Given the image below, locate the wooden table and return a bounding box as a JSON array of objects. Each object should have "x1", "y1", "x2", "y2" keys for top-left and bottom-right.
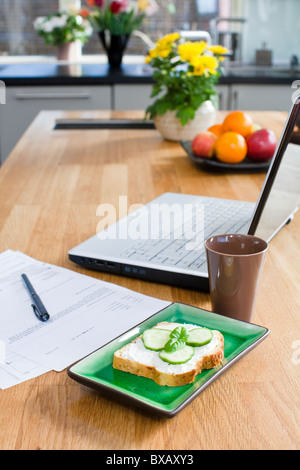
[{"x1": 0, "y1": 110, "x2": 299, "y2": 451}]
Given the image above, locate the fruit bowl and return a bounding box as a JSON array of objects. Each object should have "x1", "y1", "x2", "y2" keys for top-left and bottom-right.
[{"x1": 180, "y1": 140, "x2": 272, "y2": 173}]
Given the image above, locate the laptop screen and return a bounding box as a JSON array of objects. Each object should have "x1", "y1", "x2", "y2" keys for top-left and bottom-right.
[{"x1": 249, "y1": 98, "x2": 300, "y2": 242}]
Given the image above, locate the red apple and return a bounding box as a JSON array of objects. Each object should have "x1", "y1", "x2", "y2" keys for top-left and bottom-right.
[
  {"x1": 191, "y1": 132, "x2": 217, "y2": 158},
  {"x1": 246, "y1": 129, "x2": 277, "y2": 161}
]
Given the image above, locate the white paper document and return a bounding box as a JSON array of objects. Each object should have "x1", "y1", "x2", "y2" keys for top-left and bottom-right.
[
  {"x1": 0, "y1": 349, "x2": 50, "y2": 389},
  {"x1": 0, "y1": 250, "x2": 171, "y2": 388}
]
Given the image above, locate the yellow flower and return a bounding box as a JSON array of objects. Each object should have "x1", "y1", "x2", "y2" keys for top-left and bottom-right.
[
  {"x1": 148, "y1": 44, "x2": 171, "y2": 59},
  {"x1": 190, "y1": 55, "x2": 219, "y2": 76},
  {"x1": 147, "y1": 33, "x2": 180, "y2": 60},
  {"x1": 156, "y1": 32, "x2": 180, "y2": 48},
  {"x1": 190, "y1": 57, "x2": 206, "y2": 76},
  {"x1": 208, "y1": 45, "x2": 229, "y2": 55},
  {"x1": 178, "y1": 41, "x2": 207, "y2": 62},
  {"x1": 138, "y1": 0, "x2": 149, "y2": 11},
  {"x1": 138, "y1": 0, "x2": 159, "y2": 14},
  {"x1": 204, "y1": 56, "x2": 219, "y2": 73}
]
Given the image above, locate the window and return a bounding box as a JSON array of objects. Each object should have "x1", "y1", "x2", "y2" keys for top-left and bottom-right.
[
  {"x1": 196, "y1": 0, "x2": 218, "y2": 15},
  {"x1": 1, "y1": 1, "x2": 299, "y2": 71},
  {"x1": 0, "y1": 0, "x2": 221, "y2": 57},
  {"x1": 1, "y1": 0, "x2": 60, "y2": 56}
]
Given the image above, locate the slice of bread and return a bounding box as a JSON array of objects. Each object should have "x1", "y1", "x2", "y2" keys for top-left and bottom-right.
[{"x1": 113, "y1": 321, "x2": 224, "y2": 387}]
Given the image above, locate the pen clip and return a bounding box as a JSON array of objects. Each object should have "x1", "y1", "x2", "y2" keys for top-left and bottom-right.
[{"x1": 31, "y1": 304, "x2": 50, "y2": 322}]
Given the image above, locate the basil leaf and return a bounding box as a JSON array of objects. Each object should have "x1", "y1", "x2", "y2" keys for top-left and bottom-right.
[
  {"x1": 164, "y1": 338, "x2": 185, "y2": 353},
  {"x1": 173, "y1": 326, "x2": 189, "y2": 342},
  {"x1": 163, "y1": 327, "x2": 189, "y2": 353}
]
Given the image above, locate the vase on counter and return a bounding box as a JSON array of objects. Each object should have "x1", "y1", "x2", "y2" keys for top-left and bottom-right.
[
  {"x1": 98, "y1": 31, "x2": 130, "y2": 68},
  {"x1": 56, "y1": 41, "x2": 79, "y2": 61},
  {"x1": 153, "y1": 101, "x2": 217, "y2": 142}
]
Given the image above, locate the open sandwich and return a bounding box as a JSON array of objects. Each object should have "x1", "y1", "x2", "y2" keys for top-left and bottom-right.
[{"x1": 113, "y1": 321, "x2": 224, "y2": 387}]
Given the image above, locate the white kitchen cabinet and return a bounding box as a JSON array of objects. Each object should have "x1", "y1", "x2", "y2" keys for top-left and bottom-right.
[
  {"x1": 229, "y1": 84, "x2": 293, "y2": 111},
  {"x1": 113, "y1": 84, "x2": 230, "y2": 111},
  {"x1": 216, "y1": 85, "x2": 230, "y2": 110},
  {"x1": 113, "y1": 83, "x2": 291, "y2": 113},
  {"x1": 113, "y1": 84, "x2": 153, "y2": 110},
  {"x1": 0, "y1": 85, "x2": 111, "y2": 164}
]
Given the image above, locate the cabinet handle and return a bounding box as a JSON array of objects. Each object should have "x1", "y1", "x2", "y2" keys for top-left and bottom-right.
[
  {"x1": 232, "y1": 90, "x2": 241, "y2": 110},
  {"x1": 15, "y1": 92, "x2": 91, "y2": 100},
  {"x1": 218, "y1": 92, "x2": 224, "y2": 110}
]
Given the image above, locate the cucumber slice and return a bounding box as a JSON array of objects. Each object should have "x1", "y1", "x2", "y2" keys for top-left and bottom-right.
[
  {"x1": 159, "y1": 345, "x2": 194, "y2": 365},
  {"x1": 186, "y1": 328, "x2": 213, "y2": 347},
  {"x1": 142, "y1": 328, "x2": 172, "y2": 351}
]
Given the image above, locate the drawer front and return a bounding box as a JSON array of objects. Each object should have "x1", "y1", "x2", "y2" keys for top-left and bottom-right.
[
  {"x1": 114, "y1": 84, "x2": 230, "y2": 111},
  {"x1": 230, "y1": 84, "x2": 292, "y2": 111},
  {"x1": 113, "y1": 84, "x2": 153, "y2": 110},
  {"x1": 7, "y1": 85, "x2": 110, "y2": 111},
  {"x1": 0, "y1": 85, "x2": 111, "y2": 163}
]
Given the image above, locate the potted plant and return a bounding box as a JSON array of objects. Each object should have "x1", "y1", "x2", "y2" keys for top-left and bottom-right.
[
  {"x1": 85, "y1": 0, "x2": 161, "y2": 67},
  {"x1": 33, "y1": 11, "x2": 93, "y2": 60},
  {"x1": 145, "y1": 33, "x2": 228, "y2": 141}
]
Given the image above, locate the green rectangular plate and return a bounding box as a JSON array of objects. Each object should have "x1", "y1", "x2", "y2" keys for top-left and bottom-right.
[{"x1": 67, "y1": 303, "x2": 269, "y2": 417}]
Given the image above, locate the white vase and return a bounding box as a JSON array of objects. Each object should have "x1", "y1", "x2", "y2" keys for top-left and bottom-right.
[
  {"x1": 56, "y1": 41, "x2": 81, "y2": 61},
  {"x1": 154, "y1": 101, "x2": 217, "y2": 142}
]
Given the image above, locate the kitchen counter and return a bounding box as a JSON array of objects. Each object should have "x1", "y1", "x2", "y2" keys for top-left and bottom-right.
[
  {"x1": 0, "y1": 60, "x2": 297, "y2": 164},
  {"x1": 222, "y1": 64, "x2": 300, "y2": 84},
  {"x1": 0, "y1": 110, "x2": 299, "y2": 450},
  {"x1": 0, "y1": 61, "x2": 299, "y2": 86},
  {"x1": 0, "y1": 62, "x2": 153, "y2": 86}
]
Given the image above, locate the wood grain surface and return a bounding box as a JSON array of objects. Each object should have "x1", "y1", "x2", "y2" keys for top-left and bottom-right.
[{"x1": 0, "y1": 110, "x2": 299, "y2": 450}]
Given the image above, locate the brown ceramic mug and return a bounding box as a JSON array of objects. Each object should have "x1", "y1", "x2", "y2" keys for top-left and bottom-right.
[{"x1": 205, "y1": 234, "x2": 268, "y2": 323}]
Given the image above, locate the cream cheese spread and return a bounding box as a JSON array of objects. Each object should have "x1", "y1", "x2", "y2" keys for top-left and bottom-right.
[{"x1": 122, "y1": 322, "x2": 219, "y2": 374}]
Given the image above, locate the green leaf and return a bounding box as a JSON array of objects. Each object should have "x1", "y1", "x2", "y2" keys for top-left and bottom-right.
[
  {"x1": 164, "y1": 327, "x2": 189, "y2": 353},
  {"x1": 150, "y1": 84, "x2": 162, "y2": 98},
  {"x1": 176, "y1": 107, "x2": 195, "y2": 126},
  {"x1": 155, "y1": 100, "x2": 173, "y2": 115}
]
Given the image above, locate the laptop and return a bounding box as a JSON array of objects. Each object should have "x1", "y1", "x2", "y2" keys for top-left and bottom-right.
[{"x1": 69, "y1": 96, "x2": 300, "y2": 291}]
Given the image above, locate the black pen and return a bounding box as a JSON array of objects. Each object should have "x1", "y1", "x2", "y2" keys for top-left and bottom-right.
[{"x1": 21, "y1": 273, "x2": 50, "y2": 322}]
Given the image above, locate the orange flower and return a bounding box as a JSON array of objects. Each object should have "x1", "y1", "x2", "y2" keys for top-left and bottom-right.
[
  {"x1": 87, "y1": 0, "x2": 104, "y2": 7},
  {"x1": 80, "y1": 9, "x2": 89, "y2": 17}
]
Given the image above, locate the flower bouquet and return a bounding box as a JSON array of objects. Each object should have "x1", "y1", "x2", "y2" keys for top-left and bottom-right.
[
  {"x1": 86, "y1": 0, "x2": 159, "y2": 35},
  {"x1": 145, "y1": 33, "x2": 228, "y2": 132},
  {"x1": 33, "y1": 11, "x2": 93, "y2": 47},
  {"x1": 84, "y1": 0, "x2": 160, "y2": 66}
]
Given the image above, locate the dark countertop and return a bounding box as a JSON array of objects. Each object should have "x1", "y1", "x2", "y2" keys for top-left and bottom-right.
[
  {"x1": 0, "y1": 62, "x2": 299, "y2": 86},
  {"x1": 0, "y1": 63, "x2": 154, "y2": 86}
]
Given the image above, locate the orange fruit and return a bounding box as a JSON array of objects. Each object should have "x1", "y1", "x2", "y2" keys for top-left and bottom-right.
[
  {"x1": 207, "y1": 124, "x2": 223, "y2": 137},
  {"x1": 215, "y1": 132, "x2": 247, "y2": 164},
  {"x1": 222, "y1": 111, "x2": 254, "y2": 137}
]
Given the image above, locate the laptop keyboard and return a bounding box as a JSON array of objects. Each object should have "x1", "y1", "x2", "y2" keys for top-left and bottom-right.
[{"x1": 120, "y1": 198, "x2": 255, "y2": 272}]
